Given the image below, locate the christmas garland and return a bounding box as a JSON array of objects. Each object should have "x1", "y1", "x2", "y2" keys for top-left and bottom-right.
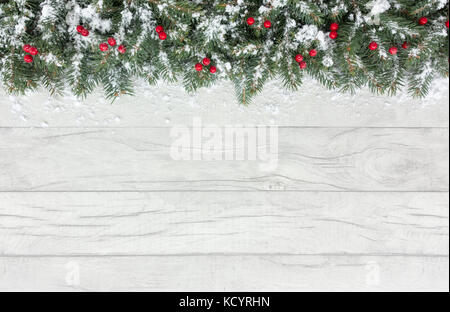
[{"x1": 0, "y1": 0, "x2": 449, "y2": 104}]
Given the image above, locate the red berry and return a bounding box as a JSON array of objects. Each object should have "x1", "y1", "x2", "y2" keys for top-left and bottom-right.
[
  {"x1": 24, "y1": 55, "x2": 33, "y2": 63},
  {"x1": 195, "y1": 63, "x2": 203, "y2": 72},
  {"x1": 99, "y1": 43, "x2": 109, "y2": 52},
  {"x1": 389, "y1": 46, "x2": 398, "y2": 55},
  {"x1": 76, "y1": 25, "x2": 84, "y2": 33},
  {"x1": 329, "y1": 31, "x2": 338, "y2": 39},
  {"x1": 247, "y1": 17, "x2": 255, "y2": 26},
  {"x1": 295, "y1": 54, "x2": 304, "y2": 63},
  {"x1": 156, "y1": 25, "x2": 164, "y2": 33},
  {"x1": 203, "y1": 57, "x2": 211, "y2": 66},
  {"x1": 159, "y1": 32, "x2": 167, "y2": 40},
  {"x1": 264, "y1": 20, "x2": 272, "y2": 29},
  {"x1": 330, "y1": 23, "x2": 339, "y2": 31},
  {"x1": 118, "y1": 45, "x2": 126, "y2": 54},
  {"x1": 210, "y1": 66, "x2": 217, "y2": 74},
  {"x1": 402, "y1": 41, "x2": 409, "y2": 49},
  {"x1": 81, "y1": 29, "x2": 89, "y2": 37},
  {"x1": 29, "y1": 46, "x2": 38, "y2": 56},
  {"x1": 446, "y1": 21, "x2": 449, "y2": 28},
  {"x1": 419, "y1": 17, "x2": 428, "y2": 25},
  {"x1": 108, "y1": 37, "x2": 116, "y2": 46},
  {"x1": 309, "y1": 49, "x2": 317, "y2": 57},
  {"x1": 299, "y1": 61, "x2": 307, "y2": 69},
  {"x1": 369, "y1": 41, "x2": 378, "y2": 51},
  {"x1": 23, "y1": 44, "x2": 31, "y2": 53}
]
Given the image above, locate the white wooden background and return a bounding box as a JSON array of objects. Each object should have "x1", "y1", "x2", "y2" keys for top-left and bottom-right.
[{"x1": 0, "y1": 79, "x2": 449, "y2": 292}]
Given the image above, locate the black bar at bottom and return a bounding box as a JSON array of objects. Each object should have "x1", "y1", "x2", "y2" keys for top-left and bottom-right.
[{"x1": 0, "y1": 292, "x2": 445, "y2": 310}]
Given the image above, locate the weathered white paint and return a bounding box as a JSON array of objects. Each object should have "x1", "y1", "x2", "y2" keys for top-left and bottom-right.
[
  {"x1": 0, "y1": 256, "x2": 447, "y2": 292},
  {"x1": 0, "y1": 128, "x2": 447, "y2": 192},
  {"x1": 0, "y1": 192, "x2": 447, "y2": 256},
  {"x1": 0, "y1": 81, "x2": 448, "y2": 291},
  {"x1": 1, "y1": 79, "x2": 449, "y2": 128}
]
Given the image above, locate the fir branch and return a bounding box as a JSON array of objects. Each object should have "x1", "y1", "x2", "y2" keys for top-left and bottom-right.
[{"x1": 0, "y1": 0, "x2": 448, "y2": 103}]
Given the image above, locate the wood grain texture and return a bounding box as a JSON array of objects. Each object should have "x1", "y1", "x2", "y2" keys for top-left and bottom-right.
[
  {"x1": 0, "y1": 192, "x2": 447, "y2": 256},
  {"x1": 0, "y1": 127, "x2": 447, "y2": 192},
  {"x1": 1, "y1": 80, "x2": 449, "y2": 128},
  {"x1": 0, "y1": 255, "x2": 447, "y2": 292},
  {"x1": 1, "y1": 81, "x2": 448, "y2": 291}
]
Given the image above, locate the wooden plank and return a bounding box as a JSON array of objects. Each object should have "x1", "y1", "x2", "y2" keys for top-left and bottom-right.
[
  {"x1": 1, "y1": 79, "x2": 448, "y2": 128},
  {"x1": 0, "y1": 255, "x2": 447, "y2": 291},
  {"x1": 0, "y1": 192, "x2": 447, "y2": 256},
  {"x1": 0, "y1": 127, "x2": 447, "y2": 192}
]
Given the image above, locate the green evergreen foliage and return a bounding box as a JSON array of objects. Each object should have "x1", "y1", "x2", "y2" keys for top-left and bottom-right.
[{"x1": 0, "y1": 0, "x2": 448, "y2": 104}]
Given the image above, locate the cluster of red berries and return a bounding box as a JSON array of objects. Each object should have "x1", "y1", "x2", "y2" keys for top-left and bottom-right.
[
  {"x1": 23, "y1": 44, "x2": 38, "y2": 63},
  {"x1": 155, "y1": 25, "x2": 167, "y2": 40},
  {"x1": 294, "y1": 49, "x2": 318, "y2": 70},
  {"x1": 366, "y1": 15, "x2": 450, "y2": 55},
  {"x1": 390, "y1": 41, "x2": 413, "y2": 55},
  {"x1": 368, "y1": 41, "x2": 411, "y2": 55},
  {"x1": 419, "y1": 17, "x2": 449, "y2": 28},
  {"x1": 329, "y1": 23, "x2": 339, "y2": 40},
  {"x1": 76, "y1": 25, "x2": 90, "y2": 37},
  {"x1": 195, "y1": 57, "x2": 217, "y2": 74},
  {"x1": 247, "y1": 17, "x2": 272, "y2": 29},
  {"x1": 99, "y1": 37, "x2": 126, "y2": 54}
]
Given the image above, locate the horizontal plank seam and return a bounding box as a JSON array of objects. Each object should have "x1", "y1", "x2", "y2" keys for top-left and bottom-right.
[
  {"x1": 0, "y1": 126, "x2": 449, "y2": 130},
  {"x1": 0, "y1": 190, "x2": 448, "y2": 193},
  {"x1": 0, "y1": 253, "x2": 448, "y2": 258}
]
